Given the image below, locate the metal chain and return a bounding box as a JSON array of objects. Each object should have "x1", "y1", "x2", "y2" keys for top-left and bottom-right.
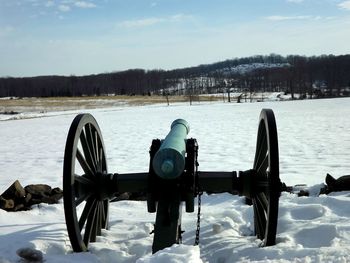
[
  {"x1": 194, "y1": 141, "x2": 202, "y2": 246},
  {"x1": 194, "y1": 190, "x2": 202, "y2": 245}
]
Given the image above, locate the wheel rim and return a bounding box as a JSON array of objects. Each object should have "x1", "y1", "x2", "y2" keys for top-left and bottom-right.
[
  {"x1": 252, "y1": 109, "x2": 280, "y2": 246},
  {"x1": 63, "y1": 113, "x2": 109, "y2": 252}
]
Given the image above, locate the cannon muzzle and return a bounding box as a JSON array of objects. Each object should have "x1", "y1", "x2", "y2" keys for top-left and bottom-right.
[{"x1": 152, "y1": 119, "x2": 190, "y2": 179}]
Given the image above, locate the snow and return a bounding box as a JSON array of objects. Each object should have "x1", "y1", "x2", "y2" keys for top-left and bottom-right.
[
  {"x1": 215, "y1": 62, "x2": 290, "y2": 75},
  {"x1": 0, "y1": 97, "x2": 350, "y2": 262}
]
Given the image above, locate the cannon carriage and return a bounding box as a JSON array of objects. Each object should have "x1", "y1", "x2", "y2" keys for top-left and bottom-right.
[{"x1": 63, "y1": 109, "x2": 281, "y2": 254}]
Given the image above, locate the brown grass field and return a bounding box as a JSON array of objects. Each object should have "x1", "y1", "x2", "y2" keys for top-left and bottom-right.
[{"x1": 0, "y1": 95, "x2": 222, "y2": 114}]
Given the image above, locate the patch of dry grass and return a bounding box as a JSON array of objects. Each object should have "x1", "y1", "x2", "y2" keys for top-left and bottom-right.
[{"x1": 0, "y1": 95, "x2": 222, "y2": 113}]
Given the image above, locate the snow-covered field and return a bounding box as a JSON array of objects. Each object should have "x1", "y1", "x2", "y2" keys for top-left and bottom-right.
[{"x1": 0, "y1": 98, "x2": 350, "y2": 262}]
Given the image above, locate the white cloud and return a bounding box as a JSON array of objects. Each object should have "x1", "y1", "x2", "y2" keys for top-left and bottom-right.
[
  {"x1": 118, "y1": 17, "x2": 164, "y2": 28},
  {"x1": 58, "y1": 4, "x2": 71, "y2": 12},
  {"x1": 151, "y1": 2, "x2": 157, "y2": 7},
  {"x1": 118, "y1": 14, "x2": 193, "y2": 28},
  {"x1": 60, "y1": 0, "x2": 75, "y2": 3},
  {"x1": 338, "y1": 1, "x2": 350, "y2": 10},
  {"x1": 74, "y1": 1, "x2": 96, "y2": 8},
  {"x1": 51, "y1": 1, "x2": 97, "y2": 11},
  {"x1": 265, "y1": 15, "x2": 313, "y2": 21},
  {"x1": 170, "y1": 13, "x2": 193, "y2": 21},
  {"x1": 45, "y1": 1, "x2": 54, "y2": 7}
]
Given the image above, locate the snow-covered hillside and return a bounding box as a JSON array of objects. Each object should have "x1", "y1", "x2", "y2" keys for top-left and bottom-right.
[
  {"x1": 0, "y1": 98, "x2": 350, "y2": 262},
  {"x1": 215, "y1": 62, "x2": 290, "y2": 76}
]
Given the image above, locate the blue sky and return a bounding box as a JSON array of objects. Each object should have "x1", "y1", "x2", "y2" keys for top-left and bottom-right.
[{"x1": 1, "y1": 0, "x2": 350, "y2": 77}]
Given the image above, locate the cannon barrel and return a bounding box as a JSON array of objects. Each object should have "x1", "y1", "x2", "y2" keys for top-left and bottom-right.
[{"x1": 152, "y1": 119, "x2": 190, "y2": 179}]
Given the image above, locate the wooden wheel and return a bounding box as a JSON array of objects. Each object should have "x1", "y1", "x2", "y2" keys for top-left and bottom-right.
[
  {"x1": 252, "y1": 109, "x2": 280, "y2": 246},
  {"x1": 63, "y1": 113, "x2": 109, "y2": 252}
]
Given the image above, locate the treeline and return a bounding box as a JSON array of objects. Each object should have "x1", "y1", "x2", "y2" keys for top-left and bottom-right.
[
  {"x1": 0, "y1": 69, "x2": 167, "y2": 97},
  {"x1": 1, "y1": 54, "x2": 350, "y2": 98}
]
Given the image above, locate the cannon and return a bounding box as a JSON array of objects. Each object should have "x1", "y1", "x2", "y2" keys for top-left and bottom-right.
[
  {"x1": 63, "y1": 109, "x2": 281, "y2": 254},
  {"x1": 152, "y1": 119, "x2": 189, "y2": 180}
]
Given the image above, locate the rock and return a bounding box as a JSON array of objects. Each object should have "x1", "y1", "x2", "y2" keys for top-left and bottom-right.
[
  {"x1": 16, "y1": 247, "x2": 43, "y2": 262},
  {"x1": 0, "y1": 180, "x2": 26, "y2": 211},
  {"x1": 48, "y1": 193, "x2": 63, "y2": 203},
  {"x1": 24, "y1": 193, "x2": 32, "y2": 204},
  {"x1": 28, "y1": 198, "x2": 44, "y2": 206},
  {"x1": 325, "y1": 173, "x2": 350, "y2": 193},
  {"x1": 51, "y1": 187, "x2": 63, "y2": 195},
  {"x1": 24, "y1": 184, "x2": 63, "y2": 206},
  {"x1": 14, "y1": 203, "x2": 25, "y2": 211},
  {"x1": 24, "y1": 184, "x2": 52, "y2": 197},
  {"x1": 42, "y1": 195, "x2": 60, "y2": 204},
  {"x1": 1, "y1": 180, "x2": 26, "y2": 200},
  {"x1": 0, "y1": 196, "x2": 14, "y2": 210},
  {"x1": 0, "y1": 180, "x2": 63, "y2": 211},
  {"x1": 297, "y1": 190, "x2": 309, "y2": 197},
  {"x1": 51, "y1": 187, "x2": 63, "y2": 196},
  {"x1": 50, "y1": 187, "x2": 63, "y2": 203}
]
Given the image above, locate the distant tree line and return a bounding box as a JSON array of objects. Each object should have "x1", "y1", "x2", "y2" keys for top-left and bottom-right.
[
  {"x1": 0, "y1": 69, "x2": 168, "y2": 97},
  {"x1": 1, "y1": 54, "x2": 350, "y2": 98}
]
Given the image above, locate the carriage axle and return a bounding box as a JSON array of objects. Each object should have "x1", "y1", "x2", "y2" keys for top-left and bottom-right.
[{"x1": 80, "y1": 169, "x2": 274, "y2": 203}]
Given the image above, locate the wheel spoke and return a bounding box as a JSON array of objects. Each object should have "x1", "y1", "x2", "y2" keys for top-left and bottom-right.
[
  {"x1": 85, "y1": 124, "x2": 98, "y2": 171},
  {"x1": 79, "y1": 197, "x2": 96, "y2": 230},
  {"x1": 90, "y1": 203, "x2": 99, "y2": 242},
  {"x1": 99, "y1": 147, "x2": 105, "y2": 172},
  {"x1": 253, "y1": 198, "x2": 266, "y2": 240},
  {"x1": 76, "y1": 149, "x2": 94, "y2": 177},
  {"x1": 94, "y1": 132, "x2": 101, "y2": 172},
  {"x1": 97, "y1": 144, "x2": 104, "y2": 173},
  {"x1": 83, "y1": 200, "x2": 97, "y2": 245},
  {"x1": 257, "y1": 153, "x2": 269, "y2": 172},
  {"x1": 96, "y1": 201, "x2": 103, "y2": 236},
  {"x1": 75, "y1": 191, "x2": 93, "y2": 207},
  {"x1": 97, "y1": 134, "x2": 106, "y2": 173},
  {"x1": 100, "y1": 201, "x2": 106, "y2": 228},
  {"x1": 252, "y1": 199, "x2": 262, "y2": 238},
  {"x1": 74, "y1": 174, "x2": 94, "y2": 206},
  {"x1": 102, "y1": 201, "x2": 109, "y2": 229},
  {"x1": 80, "y1": 129, "x2": 97, "y2": 173},
  {"x1": 256, "y1": 192, "x2": 268, "y2": 212},
  {"x1": 254, "y1": 127, "x2": 267, "y2": 170}
]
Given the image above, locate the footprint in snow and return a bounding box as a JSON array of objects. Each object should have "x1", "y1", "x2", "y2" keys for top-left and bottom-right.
[
  {"x1": 294, "y1": 224, "x2": 337, "y2": 248},
  {"x1": 290, "y1": 204, "x2": 327, "y2": 220}
]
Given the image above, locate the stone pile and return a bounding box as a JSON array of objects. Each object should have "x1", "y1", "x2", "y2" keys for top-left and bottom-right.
[{"x1": 0, "y1": 180, "x2": 63, "y2": 211}]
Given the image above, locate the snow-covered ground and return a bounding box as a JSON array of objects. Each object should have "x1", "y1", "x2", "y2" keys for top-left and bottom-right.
[{"x1": 0, "y1": 98, "x2": 350, "y2": 262}]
